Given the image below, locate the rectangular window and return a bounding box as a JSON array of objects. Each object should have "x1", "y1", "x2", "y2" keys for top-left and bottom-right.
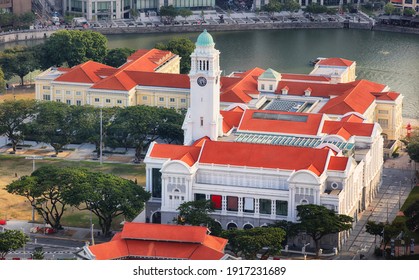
[
  {"x1": 117, "y1": 100, "x2": 122, "y2": 104},
  {"x1": 170, "y1": 98, "x2": 175, "y2": 103},
  {"x1": 269, "y1": 84, "x2": 273, "y2": 91},
  {"x1": 276, "y1": 201, "x2": 288, "y2": 216},
  {"x1": 227, "y1": 196, "x2": 238, "y2": 212},
  {"x1": 55, "y1": 90, "x2": 61, "y2": 95},
  {"x1": 106, "y1": 99, "x2": 111, "y2": 103},
  {"x1": 378, "y1": 110, "x2": 388, "y2": 114},
  {"x1": 159, "y1": 97, "x2": 164, "y2": 102},
  {"x1": 181, "y1": 98, "x2": 186, "y2": 103},
  {"x1": 259, "y1": 199, "x2": 271, "y2": 214},
  {"x1": 210, "y1": 195, "x2": 222, "y2": 210},
  {"x1": 261, "y1": 84, "x2": 265, "y2": 90},
  {"x1": 66, "y1": 91, "x2": 71, "y2": 95},
  {"x1": 378, "y1": 118, "x2": 389, "y2": 129},
  {"x1": 56, "y1": 98, "x2": 61, "y2": 102},
  {"x1": 194, "y1": 193, "x2": 206, "y2": 201},
  {"x1": 76, "y1": 100, "x2": 82, "y2": 106},
  {"x1": 152, "y1": 168, "x2": 162, "y2": 198},
  {"x1": 42, "y1": 86, "x2": 50, "y2": 90},
  {"x1": 43, "y1": 94, "x2": 51, "y2": 101},
  {"x1": 66, "y1": 100, "x2": 71, "y2": 105},
  {"x1": 142, "y1": 96, "x2": 147, "y2": 100},
  {"x1": 76, "y1": 91, "x2": 81, "y2": 95},
  {"x1": 95, "y1": 98, "x2": 100, "y2": 102},
  {"x1": 243, "y1": 197, "x2": 254, "y2": 213},
  {"x1": 200, "y1": 117, "x2": 204, "y2": 126}
]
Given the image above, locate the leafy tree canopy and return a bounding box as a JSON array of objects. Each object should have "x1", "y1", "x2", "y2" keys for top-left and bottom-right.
[
  {"x1": 176, "y1": 200, "x2": 221, "y2": 236},
  {"x1": 296, "y1": 204, "x2": 353, "y2": 256},
  {"x1": 37, "y1": 30, "x2": 108, "y2": 68},
  {"x1": 384, "y1": 2, "x2": 396, "y2": 15},
  {"x1": 406, "y1": 132, "x2": 419, "y2": 163},
  {"x1": 155, "y1": 37, "x2": 194, "y2": 74},
  {"x1": 0, "y1": 99, "x2": 37, "y2": 152},
  {"x1": 0, "y1": 230, "x2": 29, "y2": 259},
  {"x1": 221, "y1": 227, "x2": 285, "y2": 259},
  {"x1": 66, "y1": 170, "x2": 150, "y2": 236},
  {"x1": 104, "y1": 47, "x2": 136, "y2": 67},
  {"x1": 160, "y1": 5, "x2": 179, "y2": 23},
  {"x1": 0, "y1": 46, "x2": 38, "y2": 85},
  {"x1": 0, "y1": 67, "x2": 5, "y2": 94},
  {"x1": 6, "y1": 165, "x2": 88, "y2": 230}
]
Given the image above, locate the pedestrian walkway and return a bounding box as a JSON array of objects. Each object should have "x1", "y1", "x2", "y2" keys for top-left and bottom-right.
[{"x1": 336, "y1": 152, "x2": 418, "y2": 260}]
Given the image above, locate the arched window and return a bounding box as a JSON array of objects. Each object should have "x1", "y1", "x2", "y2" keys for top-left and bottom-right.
[
  {"x1": 243, "y1": 223, "x2": 253, "y2": 230},
  {"x1": 227, "y1": 222, "x2": 238, "y2": 230}
]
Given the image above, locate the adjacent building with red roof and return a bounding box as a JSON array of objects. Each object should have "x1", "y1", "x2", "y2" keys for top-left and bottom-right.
[{"x1": 77, "y1": 222, "x2": 230, "y2": 260}]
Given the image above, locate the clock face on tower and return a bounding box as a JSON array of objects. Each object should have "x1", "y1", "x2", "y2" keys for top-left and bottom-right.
[{"x1": 197, "y1": 77, "x2": 207, "y2": 87}]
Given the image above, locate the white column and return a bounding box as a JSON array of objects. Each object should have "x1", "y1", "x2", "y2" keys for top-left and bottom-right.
[
  {"x1": 221, "y1": 195, "x2": 227, "y2": 215},
  {"x1": 271, "y1": 200, "x2": 276, "y2": 219},
  {"x1": 254, "y1": 198, "x2": 260, "y2": 218},
  {"x1": 238, "y1": 197, "x2": 243, "y2": 216}
]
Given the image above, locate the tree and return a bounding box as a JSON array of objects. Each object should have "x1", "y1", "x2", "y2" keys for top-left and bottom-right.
[
  {"x1": 178, "y1": 8, "x2": 193, "y2": 22},
  {"x1": 263, "y1": 0, "x2": 282, "y2": 15},
  {"x1": 221, "y1": 227, "x2": 285, "y2": 259},
  {"x1": 155, "y1": 37, "x2": 195, "y2": 74},
  {"x1": 0, "y1": 46, "x2": 38, "y2": 85},
  {"x1": 365, "y1": 220, "x2": 385, "y2": 244},
  {"x1": 296, "y1": 204, "x2": 353, "y2": 257},
  {"x1": 160, "y1": 5, "x2": 178, "y2": 24},
  {"x1": 404, "y1": 200, "x2": 419, "y2": 233},
  {"x1": 305, "y1": 3, "x2": 329, "y2": 14},
  {"x1": 384, "y1": 2, "x2": 396, "y2": 15},
  {"x1": 176, "y1": 200, "x2": 221, "y2": 236},
  {"x1": 0, "y1": 67, "x2": 5, "y2": 94},
  {"x1": 406, "y1": 133, "x2": 419, "y2": 163},
  {"x1": 108, "y1": 105, "x2": 161, "y2": 161},
  {"x1": 37, "y1": 30, "x2": 108, "y2": 68},
  {"x1": 31, "y1": 246, "x2": 45, "y2": 260},
  {"x1": 104, "y1": 47, "x2": 136, "y2": 67},
  {"x1": 157, "y1": 108, "x2": 184, "y2": 144},
  {"x1": 403, "y1": 8, "x2": 415, "y2": 16},
  {"x1": 27, "y1": 102, "x2": 85, "y2": 155},
  {"x1": 0, "y1": 230, "x2": 29, "y2": 259},
  {"x1": 0, "y1": 99, "x2": 37, "y2": 153},
  {"x1": 65, "y1": 170, "x2": 150, "y2": 236},
  {"x1": 80, "y1": 106, "x2": 117, "y2": 158},
  {"x1": 6, "y1": 166, "x2": 87, "y2": 230},
  {"x1": 269, "y1": 220, "x2": 299, "y2": 246},
  {"x1": 282, "y1": 0, "x2": 300, "y2": 12}
]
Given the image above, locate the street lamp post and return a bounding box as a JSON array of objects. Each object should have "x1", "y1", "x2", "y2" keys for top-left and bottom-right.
[
  {"x1": 25, "y1": 156, "x2": 44, "y2": 222},
  {"x1": 99, "y1": 107, "x2": 103, "y2": 165}
]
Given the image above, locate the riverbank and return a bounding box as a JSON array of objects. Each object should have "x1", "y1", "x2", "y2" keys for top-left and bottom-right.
[{"x1": 1, "y1": 20, "x2": 418, "y2": 46}]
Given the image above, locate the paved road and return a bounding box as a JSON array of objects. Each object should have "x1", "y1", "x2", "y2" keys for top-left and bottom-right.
[{"x1": 336, "y1": 153, "x2": 417, "y2": 260}]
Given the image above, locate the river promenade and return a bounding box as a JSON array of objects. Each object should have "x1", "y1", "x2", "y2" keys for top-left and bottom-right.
[{"x1": 1, "y1": 9, "x2": 418, "y2": 46}]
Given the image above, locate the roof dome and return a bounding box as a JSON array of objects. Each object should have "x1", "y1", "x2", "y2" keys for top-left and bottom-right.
[{"x1": 196, "y1": 30, "x2": 214, "y2": 47}]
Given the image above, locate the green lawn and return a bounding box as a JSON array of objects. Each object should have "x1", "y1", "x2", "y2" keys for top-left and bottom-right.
[
  {"x1": 0, "y1": 154, "x2": 146, "y2": 229},
  {"x1": 394, "y1": 186, "x2": 419, "y2": 241}
]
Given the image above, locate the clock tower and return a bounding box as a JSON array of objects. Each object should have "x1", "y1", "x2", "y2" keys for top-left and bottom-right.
[{"x1": 184, "y1": 30, "x2": 223, "y2": 145}]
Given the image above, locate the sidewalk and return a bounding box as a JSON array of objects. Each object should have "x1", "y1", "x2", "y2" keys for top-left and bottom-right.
[{"x1": 336, "y1": 152, "x2": 418, "y2": 260}]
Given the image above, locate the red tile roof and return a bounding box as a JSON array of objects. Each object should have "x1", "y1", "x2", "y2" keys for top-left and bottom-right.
[
  {"x1": 220, "y1": 68, "x2": 264, "y2": 103},
  {"x1": 123, "y1": 49, "x2": 176, "y2": 72},
  {"x1": 149, "y1": 143, "x2": 201, "y2": 166},
  {"x1": 220, "y1": 110, "x2": 244, "y2": 133},
  {"x1": 322, "y1": 120, "x2": 375, "y2": 140},
  {"x1": 192, "y1": 136, "x2": 211, "y2": 147},
  {"x1": 371, "y1": 91, "x2": 400, "y2": 101},
  {"x1": 238, "y1": 109, "x2": 324, "y2": 136},
  {"x1": 282, "y1": 73, "x2": 331, "y2": 82},
  {"x1": 390, "y1": 0, "x2": 402, "y2": 3},
  {"x1": 317, "y1": 58, "x2": 354, "y2": 67},
  {"x1": 340, "y1": 114, "x2": 364, "y2": 123},
  {"x1": 327, "y1": 156, "x2": 349, "y2": 171},
  {"x1": 198, "y1": 141, "x2": 331, "y2": 175},
  {"x1": 88, "y1": 223, "x2": 227, "y2": 260},
  {"x1": 54, "y1": 61, "x2": 115, "y2": 84},
  {"x1": 126, "y1": 71, "x2": 190, "y2": 88}
]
